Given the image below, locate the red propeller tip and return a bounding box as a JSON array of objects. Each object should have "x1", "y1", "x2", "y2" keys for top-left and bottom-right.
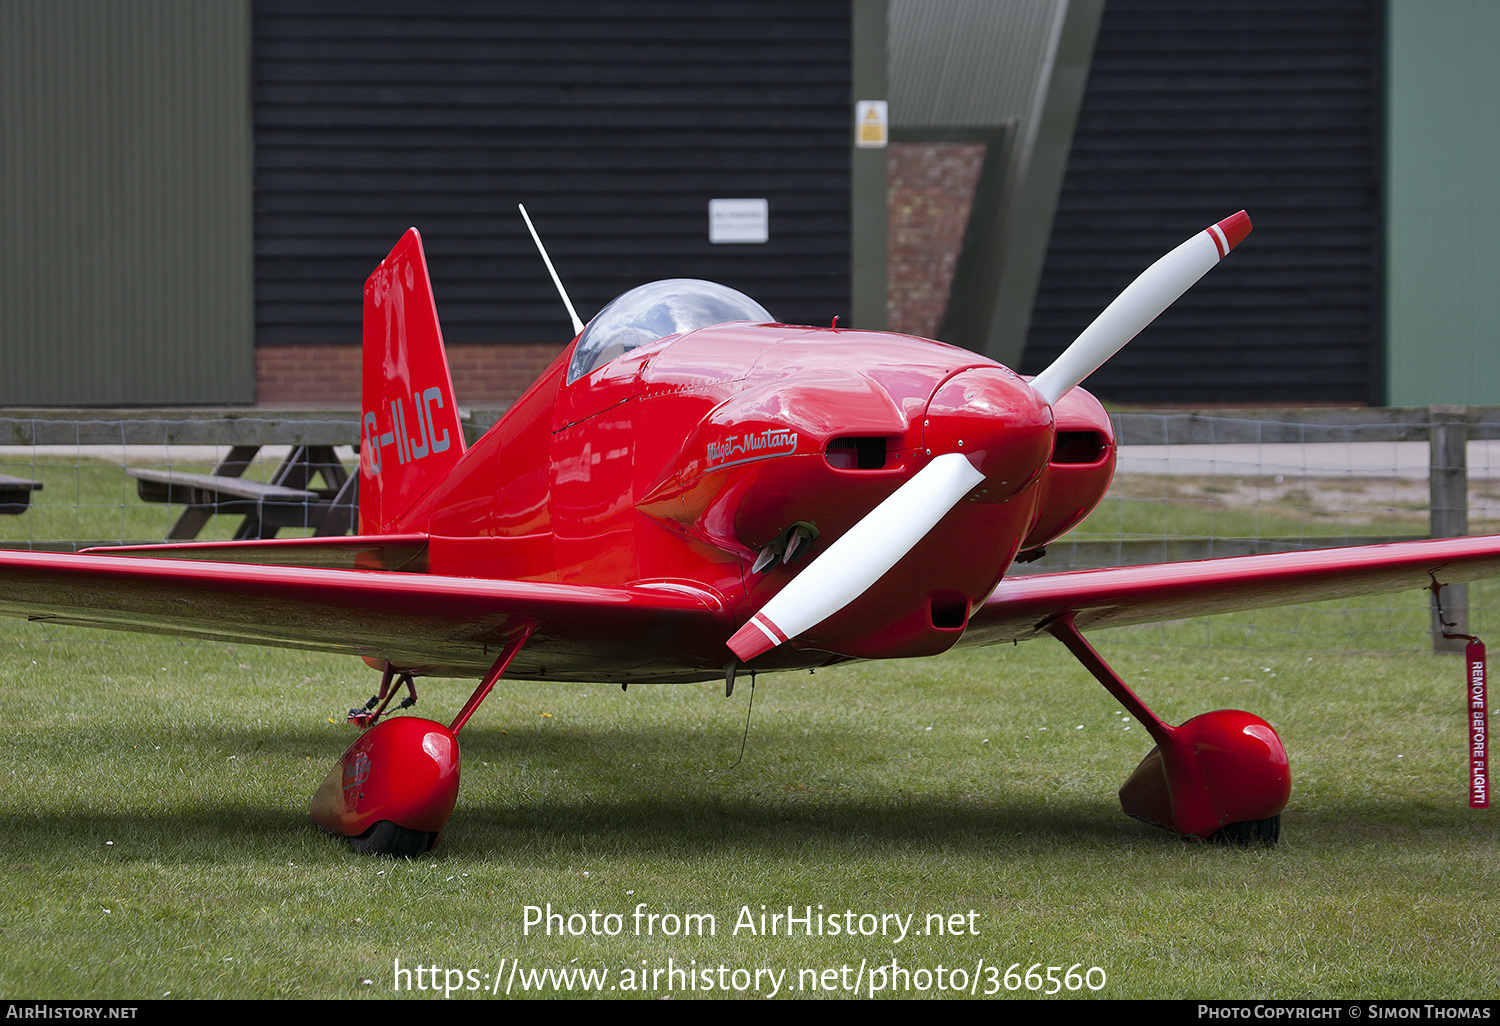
[
  {"x1": 728, "y1": 613, "x2": 784, "y2": 661},
  {"x1": 1209, "y1": 210, "x2": 1252, "y2": 258}
]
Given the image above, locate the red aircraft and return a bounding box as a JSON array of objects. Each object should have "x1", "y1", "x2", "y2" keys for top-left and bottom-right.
[{"x1": 3, "y1": 211, "x2": 1497, "y2": 855}]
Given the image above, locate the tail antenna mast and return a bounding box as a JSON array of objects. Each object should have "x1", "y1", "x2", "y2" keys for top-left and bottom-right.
[{"x1": 518, "y1": 203, "x2": 585, "y2": 337}]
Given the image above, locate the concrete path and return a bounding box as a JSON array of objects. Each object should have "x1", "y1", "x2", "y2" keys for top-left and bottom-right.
[{"x1": 1115, "y1": 440, "x2": 1500, "y2": 479}]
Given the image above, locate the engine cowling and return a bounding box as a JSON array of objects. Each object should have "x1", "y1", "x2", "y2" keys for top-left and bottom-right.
[{"x1": 1019, "y1": 385, "x2": 1115, "y2": 554}]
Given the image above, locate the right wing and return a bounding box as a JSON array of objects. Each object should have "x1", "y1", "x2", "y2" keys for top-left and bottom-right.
[
  {"x1": 84, "y1": 535, "x2": 432, "y2": 571},
  {"x1": 0, "y1": 549, "x2": 734, "y2": 683}
]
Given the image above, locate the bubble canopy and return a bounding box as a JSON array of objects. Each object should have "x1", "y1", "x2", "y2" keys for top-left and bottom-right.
[{"x1": 567, "y1": 279, "x2": 774, "y2": 383}]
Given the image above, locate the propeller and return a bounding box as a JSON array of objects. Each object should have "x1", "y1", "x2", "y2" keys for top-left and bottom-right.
[
  {"x1": 728, "y1": 453, "x2": 985, "y2": 660},
  {"x1": 727, "y1": 212, "x2": 1252, "y2": 662},
  {"x1": 1030, "y1": 210, "x2": 1251, "y2": 406}
]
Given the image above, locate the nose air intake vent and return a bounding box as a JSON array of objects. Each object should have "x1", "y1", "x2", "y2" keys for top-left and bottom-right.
[
  {"x1": 826, "y1": 436, "x2": 888, "y2": 470},
  {"x1": 1052, "y1": 431, "x2": 1107, "y2": 465}
]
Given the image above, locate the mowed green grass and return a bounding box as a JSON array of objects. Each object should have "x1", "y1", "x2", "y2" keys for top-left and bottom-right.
[
  {"x1": 1072, "y1": 474, "x2": 1499, "y2": 540},
  {"x1": 1, "y1": 455, "x2": 1494, "y2": 998},
  {"x1": 0, "y1": 455, "x2": 322, "y2": 545},
  {"x1": 2, "y1": 591, "x2": 1495, "y2": 1000}
]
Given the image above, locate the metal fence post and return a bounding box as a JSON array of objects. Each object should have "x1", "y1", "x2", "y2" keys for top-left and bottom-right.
[{"x1": 1429, "y1": 405, "x2": 1469, "y2": 652}]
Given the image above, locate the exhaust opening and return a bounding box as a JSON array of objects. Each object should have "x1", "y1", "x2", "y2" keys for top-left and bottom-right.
[{"x1": 930, "y1": 592, "x2": 970, "y2": 631}]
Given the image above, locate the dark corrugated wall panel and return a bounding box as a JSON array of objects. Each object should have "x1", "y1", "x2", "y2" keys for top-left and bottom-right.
[
  {"x1": 253, "y1": 1, "x2": 852, "y2": 347},
  {"x1": 1020, "y1": 0, "x2": 1380, "y2": 404},
  {"x1": 0, "y1": 1, "x2": 254, "y2": 406}
]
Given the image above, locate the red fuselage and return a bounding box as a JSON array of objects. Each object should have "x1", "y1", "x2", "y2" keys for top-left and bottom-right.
[{"x1": 399, "y1": 323, "x2": 1115, "y2": 667}]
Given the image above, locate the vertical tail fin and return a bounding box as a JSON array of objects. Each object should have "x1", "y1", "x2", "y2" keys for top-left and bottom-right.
[{"x1": 359, "y1": 229, "x2": 467, "y2": 534}]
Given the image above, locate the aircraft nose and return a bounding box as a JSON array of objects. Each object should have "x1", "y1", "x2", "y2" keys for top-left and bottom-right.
[{"x1": 921, "y1": 367, "x2": 1055, "y2": 503}]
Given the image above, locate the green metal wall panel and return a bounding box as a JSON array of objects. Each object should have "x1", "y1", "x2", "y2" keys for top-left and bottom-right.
[
  {"x1": 0, "y1": 0, "x2": 253, "y2": 405},
  {"x1": 1387, "y1": 0, "x2": 1500, "y2": 405},
  {"x1": 851, "y1": 0, "x2": 888, "y2": 330}
]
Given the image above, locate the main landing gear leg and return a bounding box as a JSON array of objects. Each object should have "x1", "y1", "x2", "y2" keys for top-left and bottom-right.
[
  {"x1": 1045, "y1": 614, "x2": 1290, "y2": 845},
  {"x1": 310, "y1": 626, "x2": 535, "y2": 856}
]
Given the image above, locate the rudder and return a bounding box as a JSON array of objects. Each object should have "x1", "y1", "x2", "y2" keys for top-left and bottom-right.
[{"x1": 360, "y1": 229, "x2": 467, "y2": 534}]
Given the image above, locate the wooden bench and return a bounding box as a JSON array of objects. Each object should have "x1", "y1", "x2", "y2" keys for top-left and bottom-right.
[
  {"x1": 127, "y1": 444, "x2": 357, "y2": 539},
  {"x1": 0, "y1": 473, "x2": 43, "y2": 514}
]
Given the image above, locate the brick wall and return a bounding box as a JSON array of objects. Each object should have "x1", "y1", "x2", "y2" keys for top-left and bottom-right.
[
  {"x1": 887, "y1": 141, "x2": 985, "y2": 340},
  {"x1": 256, "y1": 343, "x2": 566, "y2": 405}
]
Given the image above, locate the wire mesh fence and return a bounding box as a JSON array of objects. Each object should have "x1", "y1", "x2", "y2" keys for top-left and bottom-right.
[
  {"x1": 1028, "y1": 408, "x2": 1500, "y2": 651},
  {"x1": 3, "y1": 407, "x2": 1499, "y2": 652}
]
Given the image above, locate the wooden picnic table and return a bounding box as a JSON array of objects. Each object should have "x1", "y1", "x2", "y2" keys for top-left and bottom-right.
[{"x1": 127, "y1": 444, "x2": 357, "y2": 539}]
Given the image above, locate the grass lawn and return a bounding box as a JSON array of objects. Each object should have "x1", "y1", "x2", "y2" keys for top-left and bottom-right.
[
  {"x1": 0, "y1": 455, "x2": 323, "y2": 546},
  {"x1": 1, "y1": 451, "x2": 1494, "y2": 999},
  {"x1": 1, "y1": 592, "x2": 1494, "y2": 1000}
]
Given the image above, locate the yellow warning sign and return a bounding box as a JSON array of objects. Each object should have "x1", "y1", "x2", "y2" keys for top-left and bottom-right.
[{"x1": 855, "y1": 100, "x2": 888, "y2": 149}]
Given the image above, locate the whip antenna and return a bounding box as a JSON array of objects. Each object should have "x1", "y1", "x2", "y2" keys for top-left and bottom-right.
[
  {"x1": 728, "y1": 671, "x2": 757, "y2": 771},
  {"x1": 518, "y1": 203, "x2": 584, "y2": 337}
]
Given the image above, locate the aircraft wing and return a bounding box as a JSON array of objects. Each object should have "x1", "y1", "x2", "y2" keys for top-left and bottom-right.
[
  {"x1": 966, "y1": 536, "x2": 1500, "y2": 645},
  {"x1": 0, "y1": 550, "x2": 735, "y2": 683},
  {"x1": 82, "y1": 535, "x2": 432, "y2": 571}
]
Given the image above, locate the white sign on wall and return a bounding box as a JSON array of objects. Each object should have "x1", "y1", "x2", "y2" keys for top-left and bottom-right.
[{"x1": 709, "y1": 198, "x2": 769, "y2": 244}]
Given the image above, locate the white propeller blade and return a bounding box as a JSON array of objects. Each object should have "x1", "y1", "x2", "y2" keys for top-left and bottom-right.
[
  {"x1": 728, "y1": 212, "x2": 1251, "y2": 661},
  {"x1": 727, "y1": 453, "x2": 985, "y2": 661},
  {"x1": 1029, "y1": 211, "x2": 1251, "y2": 407}
]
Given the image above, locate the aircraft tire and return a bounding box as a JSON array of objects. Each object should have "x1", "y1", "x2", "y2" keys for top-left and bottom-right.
[
  {"x1": 1208, "y1": 814, "x2": 1281, "y2": 847},
  {"x1": 348, "y1": 819, "x2": 437, "y2": 857}
]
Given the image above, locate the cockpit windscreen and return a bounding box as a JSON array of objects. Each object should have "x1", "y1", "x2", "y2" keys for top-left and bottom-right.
[{"x1": 567, "y1": 279, "x2": 773, "y2": 383}]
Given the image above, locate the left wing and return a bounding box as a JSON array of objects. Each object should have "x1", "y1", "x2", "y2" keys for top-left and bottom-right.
[
  {"x1": 0, "y1": 550, "x2": 734, "y2": 683},
  {"x1": 965, "y1": 536, "x2": 1500, "y2": 645}
]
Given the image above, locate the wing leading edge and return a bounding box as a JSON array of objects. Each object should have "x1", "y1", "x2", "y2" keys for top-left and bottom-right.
[
  {"x1": 0, "y1": 550, "x2": 734, "y2": 683},
  {"x1": 10, "y1": 537, "x2": 1500, "y2": 684},
  {"x1": 966, "y1": 536, "x2": 1500, "y2": 646}
]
